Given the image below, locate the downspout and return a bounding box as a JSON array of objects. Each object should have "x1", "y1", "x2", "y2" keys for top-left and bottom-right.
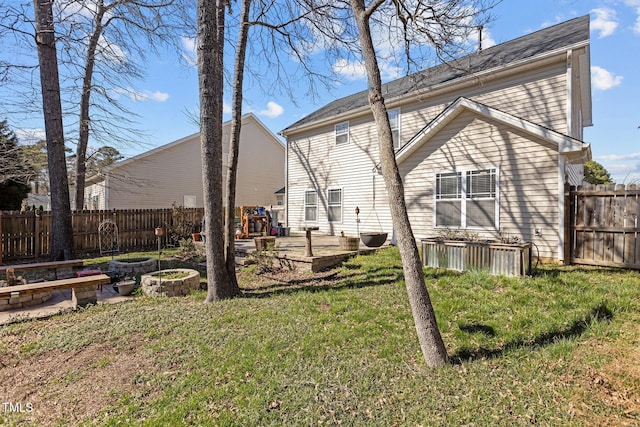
[{"x1": 557, "y1": 50, "x2": 574, "y2": 263}]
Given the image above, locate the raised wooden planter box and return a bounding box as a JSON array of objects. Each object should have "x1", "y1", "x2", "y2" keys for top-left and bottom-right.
[{"x1": 421, "y1": 238, "x2": 532, "y2": 277}]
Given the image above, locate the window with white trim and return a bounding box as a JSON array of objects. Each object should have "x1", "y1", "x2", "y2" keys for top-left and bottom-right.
[
  {"x1": 435, "y1": 168, "x2": 497, "y2": 229},
  {"x1": 304, "y1": 190, "x2": 318, "y2": 221},
  {"x1": 335, "y1": 122, "x2": 349, "y2": 145},
  {"x1": 327, "y1": 188, "x2": 342, "y2": 222},
  {"x1": 388, "y1": 108, "x2": 400, "y2": 149}
]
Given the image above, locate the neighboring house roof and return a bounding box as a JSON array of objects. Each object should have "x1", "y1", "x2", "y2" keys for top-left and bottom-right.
[
  {"x1": 274, "y1": 187, "x2": 286, "y2": 194},
  {"x1": 281, "y1": 15, "x2": 590, "y2": 135},
  {"x1": 85, "y1": 113, "x2": 284, "y2": 185},
  {"x1": 395, "y1": 97, "x2": 592, "y2": 165}
]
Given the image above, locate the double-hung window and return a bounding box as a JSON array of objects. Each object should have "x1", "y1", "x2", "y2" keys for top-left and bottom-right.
[
  {"x1": 335, "y1": 122, "x2": 349, "y2": 145},
  {"x1": 435, "y1": 172, "x2": 462, "y2": 227},
  {"x1": 388, "y1": 108, "x2": 400, "y2": 149},
  {"x1": 327, "y1": 188, "x2": 342, "y2": 222},
  {"x1": 435, "y1": 168, "x2": 497, "y2": 229},
  {"x1": 305, "y1": 190, "x2": 318, "y2": 222}
]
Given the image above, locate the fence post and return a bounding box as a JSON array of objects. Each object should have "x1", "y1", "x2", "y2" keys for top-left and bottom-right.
[
  {"x1": 0, "y1": 211, "x2": 3, "y2": 265},
  {"x1": 564, "y1": 182, "x2": 572, "y2": 265},
  {"x1": 34, "y1": 212, "x2": 41, "y2": 260}
]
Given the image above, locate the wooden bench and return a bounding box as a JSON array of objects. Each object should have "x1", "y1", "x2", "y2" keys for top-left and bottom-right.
[
  {"x1": 0, "y1": 259, "x2": 84, "y2": 280},
  {"x1": 0, "y1": 274, "x2": 111, "y2": 311}
]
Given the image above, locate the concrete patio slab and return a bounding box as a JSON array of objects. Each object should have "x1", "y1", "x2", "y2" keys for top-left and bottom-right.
[{"x1": 0, "y1": 283, "x2": 131, "y2": 326}]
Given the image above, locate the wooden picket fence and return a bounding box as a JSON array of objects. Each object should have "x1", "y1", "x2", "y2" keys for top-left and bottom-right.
[
  {"x1": 0, "y1": 208, "x2": 204, "y2": 263},
  {"x1": 567, "y1": 183, "x2": 640, "y2": 269}
]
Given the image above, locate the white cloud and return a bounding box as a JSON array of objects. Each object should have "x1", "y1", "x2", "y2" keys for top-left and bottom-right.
[
  {"x1": 95, "y1": 34, "x2": 128, "y2": 65},
  {"x1": 112, "y1": 88, "x2": 169, "y2": 102},
  {"x1": 634, "y1": 8, "x2": 640, "y2": 34},
  {"x1": 332, "y1": 58, "x2": 402, "y2": 82},
  {"x1": 181, "y1": 37, "x2": 197, "y2": 67},
  {"x1": 591, "y1": 66, "x2": 622, "y2": 90},
  {"x1": 332, "y1": 58, "x2": 367, "y2": 81},
  {"x1": 590, "y1": 8, "x2": 618, "y2": 38},
  {"x1": 257, "y1": 101, "x2": 284, "y2": 119},
  {"x1": 141, "y1": 91, "x2": 169, "y2": 102},
  {"x1": 15, "y1": 128, "x2": 46, "y2": 144},
  {"x1": 619, "y1": 1, "x2": 640, "y2": 35},
  {"x1": 223, "y1": 101, "x2": 232, "y2": 115},
  {"x1": 470, "y1": 26, "x2": 496, "y2": 50},
  {"x1": 596, "y1": 152, "x2": 640, "y2": 162},
  {"x1": 540, "y1": 15, "x2": 567, "y2": 29}
]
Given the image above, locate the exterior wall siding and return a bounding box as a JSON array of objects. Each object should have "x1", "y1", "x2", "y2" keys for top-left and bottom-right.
[
  {"x1": 400, "y1": 111, "x2": 560, "y2": 260},
  {"x1": 286, "y1": 59, "x2": 568, "y2": 251},
  {"x1": 287, "y1": 115, "x2": 393, "y2": 237},
  {"x1": 83, "y1": 181, "x2": 107, "y2": 210},
  {"x1": 398, "y1": 61, "x2": 568, "y2": 147},
  {"x1": 85, "y1": 116, "x2": 285, "y2": 210}
]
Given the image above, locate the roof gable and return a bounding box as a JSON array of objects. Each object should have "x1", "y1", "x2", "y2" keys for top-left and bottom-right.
[
  {"x1": 94, "y1": 113, "x2": 283, "y2": 177},
  {"x1": 282, "y1": 15, "x2": 590, "y2": 135},
  {"x1": 395, "y1": 97, "x2": 591, "y2": 165}
]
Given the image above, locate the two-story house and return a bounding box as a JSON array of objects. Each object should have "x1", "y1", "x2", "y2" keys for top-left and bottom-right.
[{"x1": 281, "y1": 15, "x2": 592, "y2": 262}]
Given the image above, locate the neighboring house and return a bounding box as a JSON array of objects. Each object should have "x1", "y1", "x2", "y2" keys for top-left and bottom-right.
[
  {"x1": 281, "y1": 16, "x2": 593, "y2": 262},
  {"x1": 84, "y1": 113, "x2": 285, "y2": 210}
]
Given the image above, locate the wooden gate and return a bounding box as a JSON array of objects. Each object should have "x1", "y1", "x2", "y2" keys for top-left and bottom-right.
[{"x1": 567, "y1": 183, "x2": 640, "y2": 269}]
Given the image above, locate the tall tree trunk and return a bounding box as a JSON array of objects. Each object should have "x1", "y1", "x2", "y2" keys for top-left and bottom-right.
[
  {"x1": 74, "y1": 0, "x2": 106, "y2": 211},
  {"x1": 349, "y1": 0, "x2": 448, "y2": 367},
  {"x1": 198, "y1": 0, "x2": 238, "y2": 301},
  {"x1": 33, "y1": 0, "x2": 74, "y2": 261},
  {"x1": 224, "y1": 0, "x2": 252, "y2": 288}
]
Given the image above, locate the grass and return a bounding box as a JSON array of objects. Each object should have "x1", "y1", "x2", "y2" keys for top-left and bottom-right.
[
  {"x1": 1, "y1": 247, "x2": 639, "y2": 426},
  {"x1": 151, "y1": 271, "x2": 190, "y2": 279}
]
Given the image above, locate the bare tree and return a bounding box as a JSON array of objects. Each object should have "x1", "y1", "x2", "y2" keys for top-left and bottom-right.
[
  {"x1": 344, "y1": 0, "x2": 446, "y2": 367},
  {"x1": 1, "y1": 1, "x2": 192, "y2": 210},
  {"x1": 214, "y1": 0, "x2": 331, "y2": 296},
  {"x1": 198, "y1": 0, "x2": 238, "y2": 301},
  {"x1": 296, "y1": 0, "x2": 497, "y2": 367},
  {"x1": 61, "y1": 0, "x2": 192, "y2": 210},
  {"x1": 223, "y1": 0, "x2": 252, "y2": 288},
  {"x1": 33, "y1": 0, "x2": 73, "y2": 260}
]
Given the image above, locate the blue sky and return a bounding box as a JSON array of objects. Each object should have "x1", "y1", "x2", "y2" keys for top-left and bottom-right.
[{"x1": 9, "y1": 0, "x2": 640, "y2": 183}]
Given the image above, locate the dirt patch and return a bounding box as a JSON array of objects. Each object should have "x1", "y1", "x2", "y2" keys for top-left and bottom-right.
[
  {"x1": 0, "y1": 335, "x2": 156, "y2": 426},
  {"x1": 238, "y1": 268, "x2": 345, "y2": 295},
  {"x1": 568, "y1": 321, "x2": 640, "y2": 426}
]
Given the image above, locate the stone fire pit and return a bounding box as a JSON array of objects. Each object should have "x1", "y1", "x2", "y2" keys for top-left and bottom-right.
[
  {"x1": 141, "y1": 269, "x2": 200, "y2": 297},
  {"x1": 108, "y1": 257, "x2": 156, "y2": 277}
]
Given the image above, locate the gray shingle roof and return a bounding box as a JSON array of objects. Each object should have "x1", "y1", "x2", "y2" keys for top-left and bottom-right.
[{"x1": 282, "y1": 15, "x2": 589, "y2": 134}]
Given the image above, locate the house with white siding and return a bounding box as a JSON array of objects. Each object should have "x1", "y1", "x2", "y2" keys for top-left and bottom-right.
[
  {"x1": 84, "y1": 113, "x2": 285, "y2": 210},
  {"x1": 280, "y1": 15, "x2": 593, "y2": 262}
]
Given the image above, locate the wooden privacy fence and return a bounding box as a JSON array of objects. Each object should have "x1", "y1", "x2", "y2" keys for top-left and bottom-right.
[
  {"x1": 567, "y1": 183, "x2": 640, "y2": 269},
  {"x1": 0, "y1": 208, "x2": 204, "y2": 263}
]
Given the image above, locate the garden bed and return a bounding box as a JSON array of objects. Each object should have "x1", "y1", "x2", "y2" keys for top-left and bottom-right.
[{"x1": 422, "y1": 238, "x2": 532, "y2": 276}]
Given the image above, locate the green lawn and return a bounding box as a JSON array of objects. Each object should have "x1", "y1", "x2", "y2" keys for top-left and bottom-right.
[{"x1": 1, "y1": 247, "x2": 638, "y2": 426}]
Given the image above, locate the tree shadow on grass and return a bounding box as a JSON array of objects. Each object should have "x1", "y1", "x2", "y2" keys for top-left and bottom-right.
[
  {"x1": 450, "y1": 303, "x2": 613, "y2": 364},
  {"x1": 238, "y1": 265, "x2": 404, "y2": 299}
]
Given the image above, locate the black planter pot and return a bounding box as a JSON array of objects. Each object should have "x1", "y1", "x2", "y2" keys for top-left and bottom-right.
[{"x1": 360, "y1": 232, "x2": 388, "y2": 248}]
